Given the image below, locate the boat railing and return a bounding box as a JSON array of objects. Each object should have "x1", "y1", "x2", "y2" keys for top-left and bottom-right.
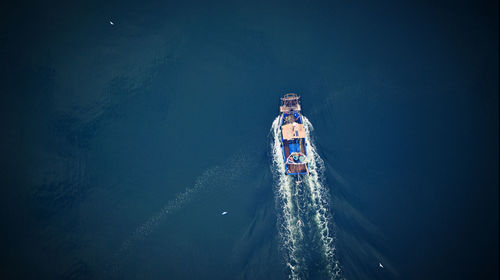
[{"x1": 280, "y1": 93, "x2": 301, "y2": 112}]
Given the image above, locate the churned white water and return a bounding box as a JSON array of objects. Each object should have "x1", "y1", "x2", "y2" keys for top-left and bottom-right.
[{"x1": 271, "y1": 116, "x2": 343, "y2": 280}]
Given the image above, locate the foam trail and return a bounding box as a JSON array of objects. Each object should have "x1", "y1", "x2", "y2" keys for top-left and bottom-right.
[
  {"x1": 105, "y1": 167, "x2": 220, "y2": 276},
  {"x1": 119, "y1": 167, "x2": 220, "y2": 253},
  {"x1": 271, "y1": 116, "x2": 304, "y2": 280},
  {"x1": 271, "y1": 115, "x2": 343, "y2": 280},
  {"x1": 107, "y1": 154, "x2": 248, "y2": 277},
  {"x1": 303, "y1": 116, "x2": 342, "y2": 278}
]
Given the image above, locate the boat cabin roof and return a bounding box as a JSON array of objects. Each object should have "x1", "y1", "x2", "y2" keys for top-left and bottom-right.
[{"x1": 282, "y1": 123, "x2": 306, "y2": 140}]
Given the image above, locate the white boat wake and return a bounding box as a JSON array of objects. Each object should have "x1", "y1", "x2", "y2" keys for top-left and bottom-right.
[{"x1": 271, "y1": 116, "x2": 343, "y2": 280}]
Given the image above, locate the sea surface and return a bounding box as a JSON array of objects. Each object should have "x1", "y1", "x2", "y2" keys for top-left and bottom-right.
[{"x1": 1, "y1": 0, "x2": 498, "y2": 279}]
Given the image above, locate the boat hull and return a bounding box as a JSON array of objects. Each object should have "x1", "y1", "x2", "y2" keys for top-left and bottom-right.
[{"x1": 279, "y1": 114, "x2": 309, "y2": 175}]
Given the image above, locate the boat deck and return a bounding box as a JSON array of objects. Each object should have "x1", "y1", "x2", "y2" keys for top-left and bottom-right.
[
  {"x1": 280, "y1": 104, "x2": 301, "y2": 112},
  {"x1": 280, "y1": 93, "x2": 307, "y2": 175},
  {"x1": 283, "y1": 140, "x2": 306, "y2": 157},
  {"x1": 287, "y1": 163, "x2": 307, "y2": 174}
]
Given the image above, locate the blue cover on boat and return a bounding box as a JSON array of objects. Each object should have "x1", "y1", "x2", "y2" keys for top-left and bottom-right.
[{"x1": 288, "y1": 143, "x2": 300, "y2": 153}]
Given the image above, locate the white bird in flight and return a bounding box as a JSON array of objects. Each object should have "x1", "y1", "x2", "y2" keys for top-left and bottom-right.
[
  {"x1": 221, "y1": 211, "x2": 228, "y2": 215},
  {"x1": 109, "y1": 20, "x2": 114, "y2": 25},
  {"x1": 379, "y1": 262, "x2": 384, "y2": 269}
]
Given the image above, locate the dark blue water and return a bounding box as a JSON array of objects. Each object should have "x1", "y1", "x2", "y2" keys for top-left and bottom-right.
[{"x1": 1, "y1": 0, "x2": 498, "y2": 279}]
